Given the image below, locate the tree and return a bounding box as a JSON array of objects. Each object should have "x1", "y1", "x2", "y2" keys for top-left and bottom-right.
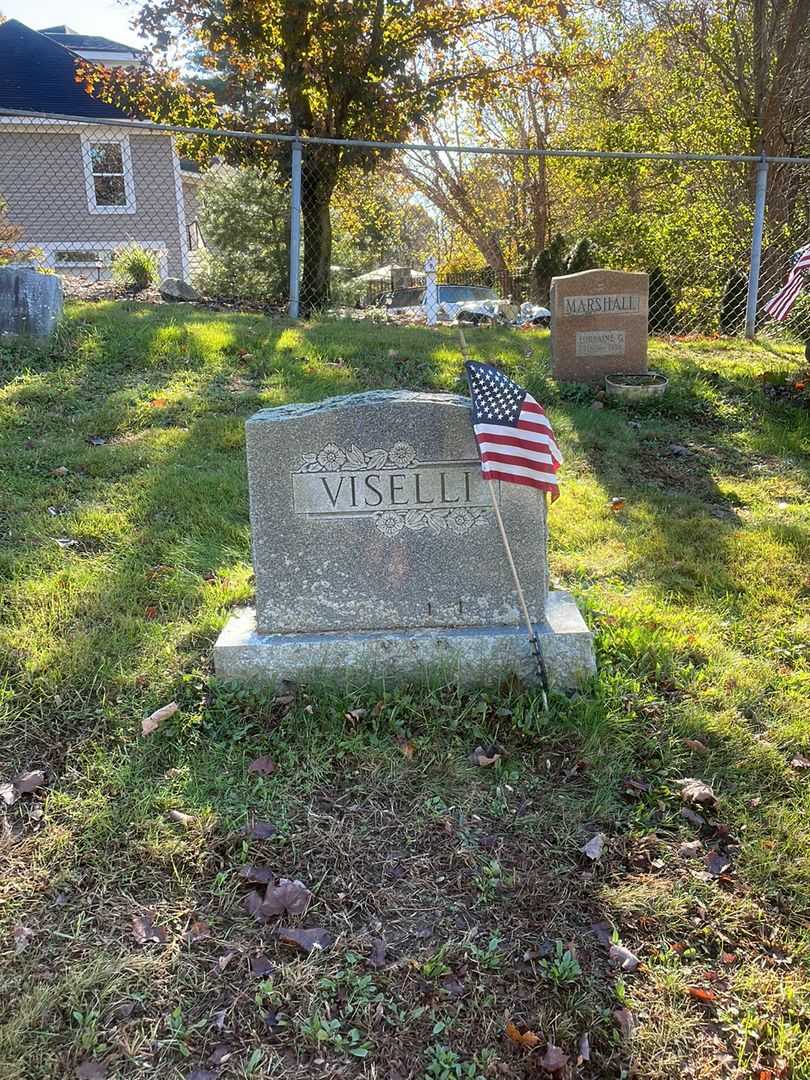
[{"x1": 82, "y1": 0, "x2": 557, "y2": 311}]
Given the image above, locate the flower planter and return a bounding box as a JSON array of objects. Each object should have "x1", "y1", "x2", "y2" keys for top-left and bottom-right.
[{"x1": 604, "y1": 371, "x2": 668, "y2": 402}]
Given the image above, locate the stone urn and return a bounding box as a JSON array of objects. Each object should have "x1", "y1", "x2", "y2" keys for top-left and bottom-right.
[{"x1": 0, "y1": 265, "x2": 63, "y2": 337}]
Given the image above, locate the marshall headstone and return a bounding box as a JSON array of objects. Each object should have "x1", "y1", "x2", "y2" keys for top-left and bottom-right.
[
  {"x1": 550, "y1": 269, "x2": 649, "y2": 384},
  {"x1": 214, "y1": 391, "x2": 595, "y2": 687}
]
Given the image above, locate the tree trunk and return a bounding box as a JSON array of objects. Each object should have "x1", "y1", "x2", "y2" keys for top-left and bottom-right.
[{"x1": 300, "y1": 150, "x2": 339, "y2": 314}]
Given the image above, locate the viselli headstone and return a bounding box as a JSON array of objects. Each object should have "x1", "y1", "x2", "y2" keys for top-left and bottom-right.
[{"x1": 214, "y1": 390, "x2": 595, "y2": 687}]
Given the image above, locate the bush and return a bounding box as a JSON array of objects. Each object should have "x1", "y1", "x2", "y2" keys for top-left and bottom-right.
[
  {"x1": 193, "y1": 165, "x2": 288, "y2": 304},
  {"x1": 112, "y1": 245, "x2": 159, "y2": 289},
  {"x1": 719, "y1": 269, "x2": 748, "y2": 335}
]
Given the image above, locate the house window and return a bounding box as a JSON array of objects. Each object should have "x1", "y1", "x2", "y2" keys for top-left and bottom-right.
[{"x1": 81, "y1": 134, "x2": 136, "y2": 214}]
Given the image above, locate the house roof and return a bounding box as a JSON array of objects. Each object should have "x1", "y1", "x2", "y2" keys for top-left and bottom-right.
[
  {"x1": 40, "y1": 28, "x2": 142, "y2": 56},
  {"x1": 0, "y1": 19, "x2": 130, "y2": 119}
]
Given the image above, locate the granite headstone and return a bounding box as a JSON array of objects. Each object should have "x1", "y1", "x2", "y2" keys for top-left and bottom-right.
[
  {"x1": 550, "y1": 269, "x2": 649, "y2": 384},
  {"x1": 214, "y1": 390, "x2": 595, "y2": 687}
]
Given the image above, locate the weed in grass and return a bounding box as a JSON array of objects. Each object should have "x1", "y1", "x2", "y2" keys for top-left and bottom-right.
[{"x1": 540, "y1": 940, "x2": 584, "y2": 986}]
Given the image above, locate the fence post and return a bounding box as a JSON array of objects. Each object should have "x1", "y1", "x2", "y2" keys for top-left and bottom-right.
[
  {"x1": 424, "y1": 256, "x2": 438, "y2": 326},
  {"x1": 288, "y1": 138, "x2": 302, "y2": 319},
  {"x1": 745, "y1": 156, "x2": 769, "y2": 339}
]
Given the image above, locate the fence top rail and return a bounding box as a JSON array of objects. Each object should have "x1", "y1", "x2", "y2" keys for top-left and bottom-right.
[{"x1": 2, "y1": 106, "x2": 810, "y2": 166}]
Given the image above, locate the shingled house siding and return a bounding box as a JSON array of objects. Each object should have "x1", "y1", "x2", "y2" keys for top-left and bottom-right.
[{"x1": 0, "y1": 125, "x2": 187, "y2": 278}]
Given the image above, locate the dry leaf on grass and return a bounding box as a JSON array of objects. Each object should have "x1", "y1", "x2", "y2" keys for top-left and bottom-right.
[
  {"x1": 679, "y1": 778, "x2": 717, "y2": 808},
  {"x1": 239, "y1": 864, "x2": 275, "y2": 885},
  {"x1": 609, "y1": 944, "x2": 640, "y2": 972},
  {"x1": 505, "y1": 1021, "x2": 541, "y2": 1049},
  {"x1": 262, "y1": 878, "x2": 312, "y2": 916},
  {"x1": 396, "y1": 737, "x2": 415, "y2": 759},
  {"x1": 187, "y1": 1070, "x2": 216, "y2": 1080},
  {"x1": 185, "y1": 919, "x2": 211, "y2": 944},
  {"x1": 470, "y1": 745, "x2": 502, "y2": 767},
  {"x1": 50, "y1": 465, "x2": 69, "y2": 477},
  {"x1": 242, "y1": 890, "x2": 265, "y2": 919},
  {"x1": 76, "y1": 1061, "x2": 107, "y2": 1080},
  {"x1": 208, "y1": 1045, "x2": 233, "y2": 1067},
  {"x1": 142, "y1": 701, "x2": 178, "y2": 736},
  {"x1": 345, "y1": 708, "x2": 367, "y2": 723},
  {"x1": 14, "y1": 770, "x2": 45, "y2": 794},
  {"x1": 621, "y1": 777, "x2": 650, "y2": 798},
  {"x1": 681, "y1": 806, "x2": 706, "y2": 828},
  {"x1": 678, "y1": 839, "x2": 703, "y2": 859},
  {"x1": 610, "y1": 496, "x2": 625, "y2": 511},
  {"x1": 13, "y1": 924, "x2": 33, "y2": 954},
  {"x1": 540, "y1": 1044, "x2": 569, "y2": 1072},
  {"x1": 582, "y1": 832, "x2": 606, "y2": 860},
  {"x1": 247, "y1": 755, "x2": 276, "y2": 777},
  {"x1": 213, "y1": 950, "x2": 238, "y2": 973},
  {"x1": 250, "y1": 954, "x2": 274, "y2": 977},
  {"x1": 577, "y1": 1034, "x2": 591, "y2": 1064},
  {"x1": 276, "y1": 927, "x2": 334, "y2": 952},
  {"x1": 0, "y1": 782, "x2": 17, "y2": 806},
  {"x1": 688, "y1": 986, "x2": 718, "y2": 1003},
  {"x1": 132, "y1": 913, "x2": 168, "y2": 945},
  {"x1": 705, "y1": 850, "x2": 732, "y2": 876},
  {"x1": 243, "y1": 818, "x2": 276, "y2": 840},
  {"x1": 167, "y1": 810, "x2": 195, "y2": 827},
  {"x1": 790, "y1": 754, "x2": 810, "y2": 769},
  {"x1": 590, "y1": 921, "x2": 614, "y2": 947},
  {"x1": 614, "y1": 1007, "x2": 634, "y2": 1038},
  {"x1": 367, "y1": 938, "x2": 387, "y2": 969},
  {"x1": 684, "y1": 738, "x2": 708, "y2": 753}
]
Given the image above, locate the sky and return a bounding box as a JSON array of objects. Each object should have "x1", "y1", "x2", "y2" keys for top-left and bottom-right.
[{"x1": 2, "y1": 0, "x2": 145, "y2": 46}]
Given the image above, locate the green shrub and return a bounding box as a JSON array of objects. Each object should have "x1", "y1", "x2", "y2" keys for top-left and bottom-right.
[
  {"x1": 112, "y1": 245, "x2": 159, "y2": 289},
  {"x1": 648, "y1": 266, "x2": 677, "y2": 333},
  {"x1": 719, "y1": 268, "x2": 747, "y2": 335}
]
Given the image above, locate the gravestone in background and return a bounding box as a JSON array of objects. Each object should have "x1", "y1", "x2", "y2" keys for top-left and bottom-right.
[
  {"x1": 0, "y1": 266, "x2": 63, "y2": 337},
  {"x1": 550, "y1": 269, "x2": 649, "y2": 383},
  {"x1": 214, "y1": 391, "x2": 595, "y2": 687}
]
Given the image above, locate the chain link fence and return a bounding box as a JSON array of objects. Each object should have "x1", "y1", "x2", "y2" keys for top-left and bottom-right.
[{"x1": 2, "y1": 110, "x2": 809, "y2": 341}]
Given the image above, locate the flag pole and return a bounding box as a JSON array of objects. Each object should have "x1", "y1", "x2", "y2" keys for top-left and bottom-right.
[{"x1": 487, "y1": 478, "x2": 550, "y2": 710}]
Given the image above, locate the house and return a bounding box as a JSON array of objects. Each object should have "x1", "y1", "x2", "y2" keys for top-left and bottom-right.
[
  {"x1": 0, "y1": 19, "x2": 201, "y2": 282},
  {"x1": 39, "y1": 26, "x2": 144, "y2": 69}
]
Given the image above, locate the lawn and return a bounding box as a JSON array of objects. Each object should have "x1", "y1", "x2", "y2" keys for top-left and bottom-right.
[{"x1": 1, "y1": 301, "x2": 809, "y2": 1080}]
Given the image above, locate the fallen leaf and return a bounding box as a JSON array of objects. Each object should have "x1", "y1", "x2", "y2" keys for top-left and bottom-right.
[
  {"x1": 250, "y1": 953, "x2": 274, "y2": 977},
  {"x1": 367, "y1": 937, "x2": 387, "y2": 969},
  {"x1": 705, "y1": 850, "x2": 732, "y2": 876},
  {"x1": 87, "y1": 435, "x2": 106, "y2": 447},
  {"x1": 76, "y1": 1061, "x2": 107, "y2": 1080},
  {"x1": 614, "y1": 1007, "x2": 634, "y2": 1038},
  {"x1": 684, "y1": 738, "x2": 708, "y2": 753},
  {"x1": 688, "y1": 986, "x2": 717, "y2": 1003},
  {"x1": 149, "y1": 397, "x2": 168, "y2": 408},
  {"x1": 248, "y1": 755, "x2": 276, "y2": 777},
  {"x1": 505, "y1": 1021, "x2": 541, "y2": 1049},
  {"x1": 142, "y1": 701, "x2": 178, "y2": 736},
  {"x1": 396, "y1": 737, "x2": 415, "y2": 760},
  {"x1": 14, "y1": 770, "x2": 45, "y2": 794},
  {"x1": 583, "y1": 832, "x2": 606, "y2": 860},
  {"x1": 239, "y1": 864, "x2": 275, "y2": 885},
  {"x1": 213, "y1": 950, "x2": 238, "y2": 973},
  {"x1": 132, "y1": 913, "x2": 168, "y2": 945},
  {"x1": 276, "y1": 927, "x2": 333, "y2": 952},
  {"x1": 621, "y1": 777, "x2": 650, "y2": 798},
  {"x1": 590, "y1": 921, "x2": 614, "y2": 947},
  {"x1": 470, "y1": 745, "x2": 502, "y2": 767},
  {"x1": 540, "y1": 1043, "x2": 569, "y2": 1072},
  {"x1": 681, "y1": 806, "x2": 706, "y2": 828},
  {"x1": 50, "y1": 465, "x2": 69, "y2": 477},
  {"x1": 243, "y1": 819, "x2": 276, "y2": 840},
  {"x1": 187, "y1": 1071, "x2": 216, "y2": 1080},
  {"x1": 0, "y1": 782, "x2": 18, "y2": 806},
  {"x1": 678, "y1": 839, "x2": 703, "y2": 859},
  {"x1": 13, "y1": 924, "x2": 33, "y2": 954},
  {"x1": 208, "y1": 1045, "x2": 233, "y2": 1067},
  {"x1": 577, "y1": 1033, "x2": 591, "y2": 1064},
  {"x1": 144, "y1": 605, "x2": 159, "y2": 620},
  {"x1": 185, "y1": 919, "x2": 211, "y2": 944},
  {"x1": 609, "y1": 944, "x2": 640, "y2": 971},
  {"x1": 679, "y1": 777, "x2": 717, "y2": 808},
  {"x1": 345, "y1": 708, "x2": 367, "y2": 723},
  {"x1": 720, "y1": 951, "x2": 736, "y2": 965},
  {"x1": 262, "y1": 878, "x2": 312, "y2": 916},
  {"x1": 790, "y1": 754, "x2": 810, "y2": 769},
  {"x1": 610, "y1": 496, "x2": 625, "y2": 511},
  {"x1": 168, "y1": 810, "x2": 195, "y2": 827},
  {"x1": 242, "y1": 890, "x2": 265, "y2": 919}
]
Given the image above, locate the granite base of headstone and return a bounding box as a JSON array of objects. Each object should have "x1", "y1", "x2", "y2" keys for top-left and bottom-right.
[
  {"x1": 550, "y1": 269, "x2": 649, "y2": 384},
  {"x1": 214, "y1": 391, "x2": 595, "y2": 688}
]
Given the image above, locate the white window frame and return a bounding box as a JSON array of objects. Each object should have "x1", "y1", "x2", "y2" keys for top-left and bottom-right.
[{"x1": 81, "y1": 131, "x2": 136, "y2": 214}]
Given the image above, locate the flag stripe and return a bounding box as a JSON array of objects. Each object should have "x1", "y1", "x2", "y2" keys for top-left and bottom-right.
[
  {"x1": 481, "y1": 447, "x2": 557, "y2": 468},
  {"x1": 475, "y1": 428, "x2": 562, "y2": 459},
  {"x1": 481, "y1": 467, "x2": 560, "y2": 494},
  {"x1": 765, "y1": 246, "x2": 810, "y2": 321},
  {"x1": 481, "y1": 460, "x2": 560, "y2": 484}
]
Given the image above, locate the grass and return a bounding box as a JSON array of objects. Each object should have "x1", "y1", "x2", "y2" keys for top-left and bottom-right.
[{"x1": 1, "y1": 301, "x2": 809, "y2": 1079}]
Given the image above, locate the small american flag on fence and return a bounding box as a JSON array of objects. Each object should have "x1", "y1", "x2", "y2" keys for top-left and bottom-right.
[
  {"x1": 764, "y1": 244, "x2": 810, "y2": 321},
  {"x1": 464, "y1": 361, "x2": 562, "y2": 500}
]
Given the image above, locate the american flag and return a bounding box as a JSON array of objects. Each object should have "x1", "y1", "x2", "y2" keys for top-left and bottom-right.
[
  {"x1": 464, "y1": 361, "x2": 562, "y2": 500},
  {"x1": 764, "y1": 244, "x2": 810, "y2": 321}
]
